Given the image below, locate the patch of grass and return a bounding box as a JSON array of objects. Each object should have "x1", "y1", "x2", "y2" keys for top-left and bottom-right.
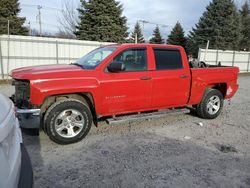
[{"x1": 0, "y1": 79, "x2": 12, "y2": 85}]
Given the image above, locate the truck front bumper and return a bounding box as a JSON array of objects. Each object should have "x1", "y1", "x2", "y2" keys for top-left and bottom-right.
[{"x1": 16, "y1": 108, "x2": 41, "y2": 129}]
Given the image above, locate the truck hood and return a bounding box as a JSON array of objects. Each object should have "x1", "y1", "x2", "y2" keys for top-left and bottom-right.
[{"x1": 10, "y1": 64, "x2": 84, "y2": 80}]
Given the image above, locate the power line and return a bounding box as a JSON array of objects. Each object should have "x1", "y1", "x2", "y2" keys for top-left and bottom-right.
[
  {"x1": 43, "y1": 6, "x2": 62, "y2": 11},
  {"x1": 28, "y1": 21, "x2": 59, "y2": 28},
  {"x1": 21, "y1": 4, "x2": 62, "y2": 11},
  {"x1": 21, "y1": 4, "x2": 37, "y2": 8}
]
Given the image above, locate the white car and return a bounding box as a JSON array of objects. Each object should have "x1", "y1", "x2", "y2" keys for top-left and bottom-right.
[{"x1": 0, "y1": 93, "x2": 33, "y2": 188}]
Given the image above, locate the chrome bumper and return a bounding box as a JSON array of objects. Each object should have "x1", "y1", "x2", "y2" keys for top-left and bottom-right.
[{"x1": 16, "y1": 108, "x2": 41, "y2": 129}]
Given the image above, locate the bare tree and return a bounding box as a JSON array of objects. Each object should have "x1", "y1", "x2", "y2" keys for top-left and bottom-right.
[{"x1": 57, "y1": 0, "x2": 79, "y2": 38}]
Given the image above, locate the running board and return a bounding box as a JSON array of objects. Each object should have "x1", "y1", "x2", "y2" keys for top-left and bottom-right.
[{"x1": 106, "y1": 108, "x2": 190, "y2": 124}]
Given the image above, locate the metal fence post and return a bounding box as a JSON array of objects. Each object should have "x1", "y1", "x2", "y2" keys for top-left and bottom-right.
[
  {"x1": 216, "y1": 50, "x2": 219, "y2": 65},
  {"x1": 7, "y1": 35, "x2": 10, "y2": 79},
  {"x1": 0, "y1": 38, "x2": 4, "y2": 79},
  {"x1": 68, "y1": 41, "x2": 71, "y2": 64},
  {"x1": 247, "y1": 53, "x2": 250, "y2": 72},
  {"x1": 56, "y1": 41, "x2": 59, "y2": 64},
  {"x1": 197, "y1": 48, "x2": 201, "y2": 61},
  {"x1": 232, "y1": 51, "x2": 236, "y2": 66}
]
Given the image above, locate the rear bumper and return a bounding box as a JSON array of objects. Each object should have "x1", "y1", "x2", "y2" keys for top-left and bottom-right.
[
  {"x1": 225, "y1": 84, "x2": 239, "y2": 99},
  {"x1": 16, "y1": 109, "x2": 41, "y2": 129},
  {"x1": 18, "y1": 144, "x2": 33, "y2": 188}
]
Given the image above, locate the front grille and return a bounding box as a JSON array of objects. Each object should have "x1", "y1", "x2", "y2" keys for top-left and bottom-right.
[{"x1": 14, "y1": 80, "x2": 30, "y2": 108}]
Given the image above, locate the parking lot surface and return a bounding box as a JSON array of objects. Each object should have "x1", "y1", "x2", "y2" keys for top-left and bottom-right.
[{"x1": 1, "y1": 75, "x2": 250, "y2": 188}]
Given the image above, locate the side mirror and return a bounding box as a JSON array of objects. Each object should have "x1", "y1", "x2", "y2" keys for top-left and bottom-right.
[{"x1": 107, "y1": 61, "x2": 126, "y2": 73}]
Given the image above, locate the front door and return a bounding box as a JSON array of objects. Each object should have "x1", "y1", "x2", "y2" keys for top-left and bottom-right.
[{"x1": 99, "y1": 48, "x2": 152, "y2": 116}]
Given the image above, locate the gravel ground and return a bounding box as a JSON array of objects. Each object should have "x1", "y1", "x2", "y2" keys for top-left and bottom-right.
[{"x1": 1, "y1": 75, "x2": 250, "y2": 188}]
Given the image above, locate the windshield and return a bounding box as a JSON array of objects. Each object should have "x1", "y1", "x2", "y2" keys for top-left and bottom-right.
[{"x1": 74, "y1": 47, "x2": 117, "y2": 69}]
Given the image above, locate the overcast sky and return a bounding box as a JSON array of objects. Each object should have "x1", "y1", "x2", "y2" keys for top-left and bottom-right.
[{"x1": 19, "y1": 0, "x2": 247, "y2": 39}]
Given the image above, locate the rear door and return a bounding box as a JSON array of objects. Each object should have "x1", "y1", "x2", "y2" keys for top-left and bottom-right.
[
  {"x1": 151, "y1": 48, "x2": 190, "y2": 108},
  {"x1": 99, "y1": 47, "x2": 152, "y2": 115}
]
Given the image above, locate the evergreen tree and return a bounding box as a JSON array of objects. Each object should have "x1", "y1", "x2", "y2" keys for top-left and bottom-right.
[
  {"x1": 150, "y1": 26, "x2": 164, "y2": 44},
  {"x1": 0, "y1": 0, "x2": 28, "y2": 35},
  {"x1": 167, "y1": 22, "x2": 187, "y2": 51},
  {"x1": 128, "y1": 21, "x2": 144, "y2": 43},
  {"x1": 187, "y1": 0, "x2": 242, "y2": 56},
  {"x1": 75, "y1": 0, "x2": 128, "y2": 43},
  {"x1": 239, "y1": 1, "x2": 250, "y2": 51}
]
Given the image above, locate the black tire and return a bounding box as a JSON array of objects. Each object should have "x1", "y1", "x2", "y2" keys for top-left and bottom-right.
[
  {"x1": 196, "y1": 88, "x2": 224, "y2": 119},
  {"x1": 44, "y1": 99, "x2": 92, "y2": 144}
]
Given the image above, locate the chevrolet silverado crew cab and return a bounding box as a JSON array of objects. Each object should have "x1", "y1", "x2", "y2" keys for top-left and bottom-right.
[{"x1": 10, "y1": 44, "x2": 239, "y2": 144}]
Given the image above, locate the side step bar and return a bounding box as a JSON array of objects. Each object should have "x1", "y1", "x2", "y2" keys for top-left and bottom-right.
[{"x1": 106, "y1": 108, "x2": 190, "y2": 124}]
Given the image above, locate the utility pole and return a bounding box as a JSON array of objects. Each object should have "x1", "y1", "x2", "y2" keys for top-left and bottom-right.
[
  {"x1": 138, "y1": 20, "x2": 149, "y2": 36},
  {"x1": 135, "y1": 33, "x2": 138, "y2": 44},
  {"x1": 161, "y1": 25, "x2": 168, "y2": 44},
  {"x1": 7, "y1": 20, "x2": 10, "y2": 35},
  {"x1": 37, "y1": 5, "x2": 42, "y2": 36},
  {"x1": 28, "y1": 21, "x2": 31, "y2": 35},
  {"x1": 139, "y1": 20, "x2": 168, "y2": 43}
]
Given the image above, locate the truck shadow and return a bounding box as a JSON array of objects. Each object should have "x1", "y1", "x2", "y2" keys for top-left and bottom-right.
[{"x1": 184, "y1": 107, "x2": 199, "y2": 117}]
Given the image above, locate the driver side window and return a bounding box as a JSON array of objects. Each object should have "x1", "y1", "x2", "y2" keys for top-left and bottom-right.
[{"x1": 113, "y1": 48, "x2": 147, "y2": 72}]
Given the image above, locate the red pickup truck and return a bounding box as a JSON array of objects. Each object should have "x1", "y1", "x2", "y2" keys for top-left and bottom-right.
[{"x1": 11, "y1": 44, "x2": 239, "y2": 144}]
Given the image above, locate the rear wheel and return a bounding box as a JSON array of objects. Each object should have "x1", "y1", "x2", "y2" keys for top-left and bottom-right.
[
  {"x1": 44, "y1": 99, "x2": 92, "y2": 144},
  {"x1": 196, "y1": 89, "x2": 224, "y2": 119}
]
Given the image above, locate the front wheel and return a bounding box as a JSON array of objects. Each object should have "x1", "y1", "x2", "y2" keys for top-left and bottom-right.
[
  {"x1": 196, "y1": 89, "x2": 224, "y2": 119},
  {"x1": 44, "y1": 99, "x2": 92, "y2": 144}
]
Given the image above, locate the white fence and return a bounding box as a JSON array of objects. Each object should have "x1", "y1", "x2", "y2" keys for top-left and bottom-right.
[
  {"x1": 0, "y1": 35, "x2": 113, "y2": 79},
  {"x1": 198, "y1": 48, "x2": 250, "y2": 72},
  {"x1": 1, "y1": 36, "x2": 249, "y2": 80}
]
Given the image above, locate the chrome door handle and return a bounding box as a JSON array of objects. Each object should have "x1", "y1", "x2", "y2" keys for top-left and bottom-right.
[
  {"x1": 180, "y1": 74, "x2": 189, "y2": 78},
  {"x1": 140, "y1": 76, "x2": 152, "y2": 80}
]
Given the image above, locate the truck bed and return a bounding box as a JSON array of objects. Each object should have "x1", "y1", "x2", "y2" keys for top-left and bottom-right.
[{"x1": 188, "y1": 66, "x2": 239, "y2": 105}]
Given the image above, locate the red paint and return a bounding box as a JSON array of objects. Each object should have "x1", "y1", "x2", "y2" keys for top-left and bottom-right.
[{"x1": 11, "y1": 44, "x2": 239, "y2": 117}]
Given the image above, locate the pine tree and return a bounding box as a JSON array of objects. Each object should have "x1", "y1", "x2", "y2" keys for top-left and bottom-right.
[
  {"x1": 239, "y1": 1, "x2": 250, "y2": 51},
  {"x1": 167, "y1": 22, "x2": 187, "y2": 51},
  {"x1": 187, "y1": 0, "x2": 242, "y2": 56},
  {"x1": 128, "y1": 22, "x2": 144, "y2": 43},
  {"x1": 0, "y1": 0, "x2": 28, "y2": 35},
  {"x1": 150, "y1": 26, "x2": 164, "y2": 44},
  {"x1": 75, "y1": 0, "x2": 128, "y2": 43}
]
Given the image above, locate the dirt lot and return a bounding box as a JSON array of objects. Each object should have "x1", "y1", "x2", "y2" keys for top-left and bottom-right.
[{"x1": 1, "y1": 75, "x2": 250, "y2": 188}]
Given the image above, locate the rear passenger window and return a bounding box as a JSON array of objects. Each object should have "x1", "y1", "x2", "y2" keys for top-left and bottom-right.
[{"x1": 153, "y1": 49, "x2": 183, "y2": 70}]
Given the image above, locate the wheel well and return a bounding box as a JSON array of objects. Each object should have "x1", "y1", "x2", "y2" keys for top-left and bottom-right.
[
  {"x1": 41, "y1": 93, "x2": 97, "y2": 126},
  {"x1": 208, "y1": 83, "x2": 227, "y2": 98}
]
